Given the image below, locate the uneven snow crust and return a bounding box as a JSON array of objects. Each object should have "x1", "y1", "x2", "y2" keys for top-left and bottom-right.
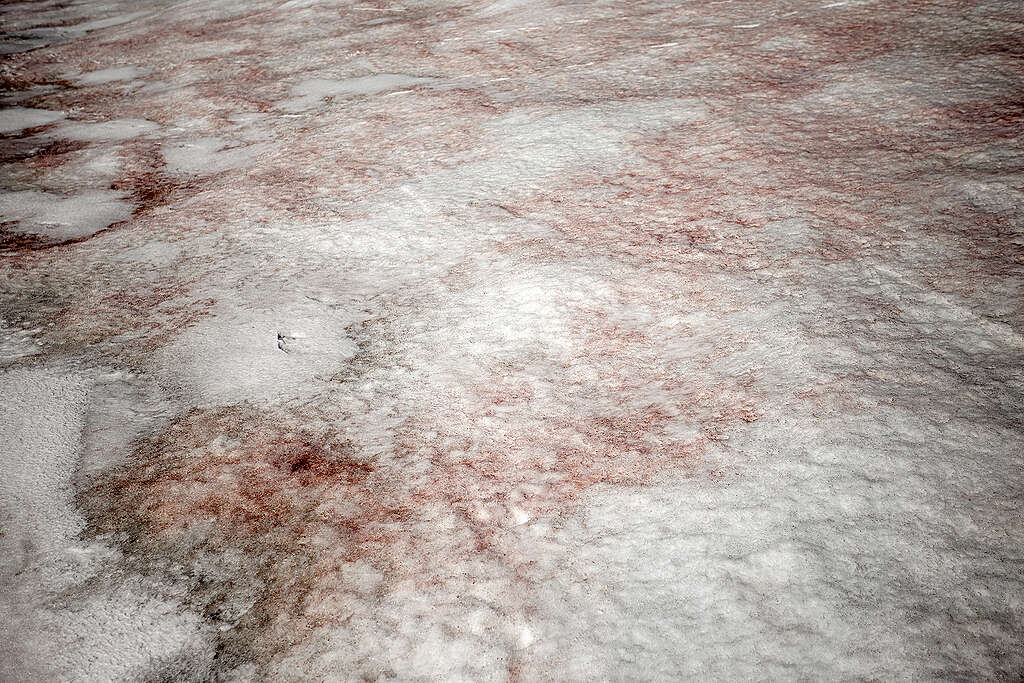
[{"x1": 1, "y1": 0, "x2": 1022, "y2": 679}]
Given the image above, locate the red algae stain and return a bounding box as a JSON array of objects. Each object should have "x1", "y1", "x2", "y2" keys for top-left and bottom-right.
[
  {"x1": 81, "y1": 326, "x2": 763, "y2": 671},
  {"x1": 50, "y1": 278, "x2": 213, "y2": 355},
  {"x1": 0, "y1": 137, "x2": 88, "y2": 168},
  {"x1": 111, "y1": 169, "x2": 188, "y2": 216},
  {"x1": 942, "y1": 98, "x2": 1024, "y2": 142},
  {"x1": 82, "y1": 404, "x2": 415, "y2": 671},
  {"x1": 71, "y1": 134, "x2": 764, "y2": 670},
  {"x1": 112, "y1": 141, "x2": 210, "y2": 217},
  {"x1": 405, "y1": 386, "x2": 757, "y2": 559},
  {"x1": 0, "y1": 226, "x2": 54, "y2": 253},
  {"x1": 90, "y1": 406, "x2": 397, "y2": 544}
]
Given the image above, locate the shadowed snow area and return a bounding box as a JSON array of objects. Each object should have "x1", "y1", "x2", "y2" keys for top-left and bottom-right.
[{"x1": 1, "y1": 0, "x2": 1022, "y2": 680}]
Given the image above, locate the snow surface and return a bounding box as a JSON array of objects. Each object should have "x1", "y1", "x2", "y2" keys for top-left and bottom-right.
[
  {"x1": 75, "y1": 65, "x2": 152, "y2": 85},
  {"x1": 1, "y1": 0, "x2": 1022, "y2": 679},
  {"x1": 50, "y1": 118, "x2": 160, "y2": 142},
  {"x1": 282, "y1": 74, "x2": 437, "y2": 112},
  {"x1": 0, "y1": 369, "x2": 212, "y2": 682},
  {"x1": 0, "y1": 107, "x2": 65, "y2": 134},
  {"x1": 161, "y1": 137, "x2": 270, "y2": 176},
  {"x1": 0, "y1": 189, "x2": 133, "y2": 240}
]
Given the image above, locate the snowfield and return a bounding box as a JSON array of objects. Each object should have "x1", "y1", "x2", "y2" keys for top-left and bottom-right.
[{"x1": 1, "y1": 0, "x2": 1022, "y2": 680}]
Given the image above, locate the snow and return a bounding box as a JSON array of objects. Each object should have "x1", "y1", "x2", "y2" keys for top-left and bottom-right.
[
  {"x1": 0, "y1": 369, "x2": 213, "y2": 682},
  {"x1": 71, "y1": 11, "x2": 152, "y2": 33},
  {"x1": 75, "y1": 65, "x2": 151, "y2": 85},
  {"x1": 282, "y1": 74, "x2": 436, "y2": 111},
  {"x1": 0, "y1": 369, "x2": 88, "y2": 560},
  {"x1": 1, "y1": 0, "x2": 1022, "y2": 679},
  {"x1": 0, "y1": 189, "x2": 133, "y2": 240},
  {"x1": 161, "y1": 137, "x2": 269, "y2": 176},
  {"x1": 0, "y1": 107, "x2": 65, "y2": 134},
  {"x1": 50, "y1": 118, "x2": 160, "y2": 142}
]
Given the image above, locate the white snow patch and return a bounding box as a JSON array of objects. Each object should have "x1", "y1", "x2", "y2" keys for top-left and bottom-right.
[
  {"x1": 162, "y1": 136, "x2": 268, "y2": 175},
  {"x1": 0, "y1": 107, "x2": 65, "y2": 134},
  {"x1": 71, "y1": 10, "x2": 150, "y2": 32},
  {"x1": 155, "y1": 296, "x2": 360, "y2": 406},
  {"x1": 0, "y1": 369, "x2": 213, "y2": 682},
  {"x1": 75, "y1": 65, "x2": 151, "y2": 85},
  {"x1": 0, "y1": 369, "x2": 89, "y2": 560},
  {"x1": 50, "y1": 118, "x2": 159, "y2": 142},
  {"x1": 0, "y1": 189, "x2": 133, "y2": 240},
  {"x1": 280, "y1": 74, "x2": 434, "y2": 111}
]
